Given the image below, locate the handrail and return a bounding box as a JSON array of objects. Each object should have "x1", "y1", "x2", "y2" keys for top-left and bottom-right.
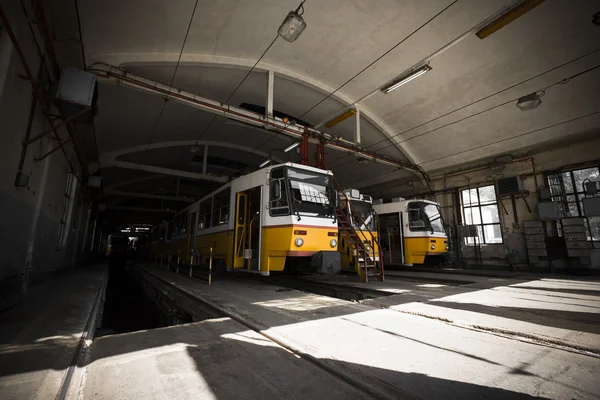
[
  {"x1": 332, "y1": 177, "x2": 385, "y2": 280},
  {"x1": 191, "y1": 244, "x2": 215, "y2": 285}
]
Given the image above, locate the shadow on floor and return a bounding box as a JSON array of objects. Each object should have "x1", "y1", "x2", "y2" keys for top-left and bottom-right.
[
  {"x1": 427, "y1": 301, "x2": 600, "y2": 334},
  {"x1": 83, "y1": 317, "x2": 554, "y2": 400}
]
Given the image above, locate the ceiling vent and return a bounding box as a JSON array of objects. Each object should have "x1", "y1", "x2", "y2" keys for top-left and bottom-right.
[{"x1": 496, "y1": 176, "x2": 524, "y2": 197}]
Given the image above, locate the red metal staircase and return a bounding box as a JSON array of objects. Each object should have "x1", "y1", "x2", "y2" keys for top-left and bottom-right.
[{"x1": 334, "y1": 183, "x2": 384, "y2": 282}]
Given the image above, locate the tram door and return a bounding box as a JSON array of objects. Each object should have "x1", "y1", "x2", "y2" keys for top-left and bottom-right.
[
  {"x1": 186, "y1": 212, "x2": 197, "y2": 263},
  {"x1": 233, "y1": 193, "x2": 248, "y2": 268},
  {"x1": 379, "y1": 212, "x2": 404, "y2": 264},
  {"x1": 233, "y1": 187, "x2": 262, "y2": 270}
]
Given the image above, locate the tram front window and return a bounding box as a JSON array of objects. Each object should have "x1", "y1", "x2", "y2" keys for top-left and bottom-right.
[
  {"x1": 350, "y1": 200, "x2": 375, "y2": 230},
  {"x1": 287, "y1": 167, "x2": 335, "y2": 219},
  {"x1": 408, "y1": 202, "x2": 445, "y2": 233}
]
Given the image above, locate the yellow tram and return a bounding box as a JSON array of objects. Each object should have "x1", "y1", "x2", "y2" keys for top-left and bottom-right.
[
  {"x1": 151, "y1": 162, "x2": 339, "y2": 275},
  {"x1": 374, "y1": 198, "x2": 448, "y2": 266},
  {"x1": 337, "y1": 189, "x2": 380, "y2": 275}
]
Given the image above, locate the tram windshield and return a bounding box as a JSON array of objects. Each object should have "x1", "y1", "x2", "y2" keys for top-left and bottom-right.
[
  {"x1": 408, "y1": 202, "x2": 445, "y2": 233},
  {"x1": 350, "y1": 200, "x2": 375, "y2": 231},
  {"x1": 285, "y1": 167, "x2": 336, "y2": 219}
]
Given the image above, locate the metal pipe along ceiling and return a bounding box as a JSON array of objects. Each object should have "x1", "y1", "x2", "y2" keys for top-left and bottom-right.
[{"x1": 87, "y1": 63, "x2": 430, "y2": 186}]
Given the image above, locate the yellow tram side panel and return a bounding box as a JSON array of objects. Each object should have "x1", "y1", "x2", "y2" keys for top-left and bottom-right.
[
  {"x1": 194, "y1": 230, "x2": 234, "y2": 267},
  {"x1": 166, "y1": 237, "x2": 187, "y2": 263},
  {"x1": 261, "y1": 225, "x2": 338, "y2": 272},
  {"x1": 338, "y1": 231, "x2": 379, "y2": 270},
  {"x1": 403, "y1": 236, "x2": 447, "y2": 265}
]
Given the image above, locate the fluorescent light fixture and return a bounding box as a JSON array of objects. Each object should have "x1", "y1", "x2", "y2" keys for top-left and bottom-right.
[
  {"x1": 283, "y1": 142, "x2": 300, "y2": 153},
  {"x1": 476, "y1": 0, "x2": 546, "y2": 40},
  {"x1": 381, "y1": 65, "x2": 432, "y2": 94},
  {"x1": 259, "y1": 160, "x2": 270, "y2": 168},
  {"x1": 278, "y1": 11, "x2": 307, "y2": 42},
  {"x1": 516, "y1": 92, "x2": 542, "y2": 111}
]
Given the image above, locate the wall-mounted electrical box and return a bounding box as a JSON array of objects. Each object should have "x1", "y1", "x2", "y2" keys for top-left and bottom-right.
[
  {"x1": 538, "y1": 201, "x2": 560, "y2": 220},
  {"x1": 496, "y1": 176, "x2": 524, "y2": 197},
  {"x1": 583, "y1": 197, "x2": 600, "y2": 217}
]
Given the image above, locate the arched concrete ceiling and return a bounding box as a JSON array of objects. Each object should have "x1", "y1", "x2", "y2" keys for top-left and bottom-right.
[{"x1": 43, "y1": 0, "x2": 600, "y2": 216}]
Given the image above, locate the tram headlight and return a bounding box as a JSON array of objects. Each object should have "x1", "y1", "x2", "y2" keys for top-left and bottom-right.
[
  {"x1": 365, "y1": 244, "x2": 371, "y2": 252},
  {"x1": 330, "y1": 239, "x2": 337, "y2": 248},
  {"x1": 295, "y1": 237, "x2": 304, "y2": 247},
  {"x1": 431, "y1": 243, "x2": 436, "y2": 250},
  {"x1": 445, "y1": 244, "x2": 449, "y2": 250}
]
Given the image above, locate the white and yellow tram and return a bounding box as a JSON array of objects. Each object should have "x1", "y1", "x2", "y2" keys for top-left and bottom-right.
[
  {"x1": 374, "y1": 198, "x2": 448, "y2": 266},
  {"x1": 151, "y1": 162, "x2": 339, "y2": 275}
]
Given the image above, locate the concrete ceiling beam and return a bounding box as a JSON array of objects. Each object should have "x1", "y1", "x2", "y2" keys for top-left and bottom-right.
[
  {"x1": 107, "y1": 190, "x2": 195, "y2": 202},
  {"x1": 108, "y1": 160, "x2": 228, "y2": 182},
  {"x1": 87, "y1": 53, "x2": 419, "y2": 162},
  {"x1": 107, "y1": 206, "x2": 176, "y2": 213},
  {"x1": 89, "y1": 63, "x2": 426, "y2": 180}
]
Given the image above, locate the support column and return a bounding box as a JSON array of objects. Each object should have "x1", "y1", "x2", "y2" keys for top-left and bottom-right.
[
  {"x1": 23, "y1": 140, "x2": 53, "y2": 293},
  {"x1": 354, "y1": 106, "x2": 361, "y2": 145},
  {"x1": 202, "y1": 145, "x2": 208, "y2": 175},
  {"x1": 316, "y1": 141, "x2": 326, "y2": 169},
  {"x1": 266, "y1": 70, "x2": 274, "y2": 118},
  {"x1": 299, "y1": 134, "x2": 310, "y2": 166}
]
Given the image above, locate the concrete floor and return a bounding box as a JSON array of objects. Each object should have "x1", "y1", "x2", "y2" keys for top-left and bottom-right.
[
  {"x1": 124, "y1": 265, "x2": 600, "y2": 399},
  {"x1": 84, "y1": 317, "x2": 366, "y2": 399},
  {"x1": 4, "y1": 264, "x2": 599, "y2": 399},
  {"x1": 0, "y1": 266, "x2": 107, "y2": 400}
]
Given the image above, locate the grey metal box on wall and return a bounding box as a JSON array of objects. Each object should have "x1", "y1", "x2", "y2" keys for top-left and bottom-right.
[
  {"x1": 538, "y1": 202, "x2": 559, "y2": 220},
  {"x1": 583, "y1": 197, "x2": 600, "y2": 217},
  {"x1": 55, "y1": 66, "x2": 98, "y2": 123}
]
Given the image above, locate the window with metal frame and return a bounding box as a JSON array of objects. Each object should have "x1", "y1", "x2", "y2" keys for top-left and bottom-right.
[
  {"x1": 461, "y1": 185, "x2": 502, "y2": 245},
  {"x1": 547, "y1": 166, "x2": 600, "y2": 244},
  {"x1": 211, "y1": 188, "x2": 231, "y2": 226},
  {"x1": 269, "y1": 167, "x2": 290, "y2": 216},
  {"x1": 198, "y1": 197, "x2": 212, "y2": 231},
  {"x1": 57, "y1": 171, "x2": 77, "y2": 249}
]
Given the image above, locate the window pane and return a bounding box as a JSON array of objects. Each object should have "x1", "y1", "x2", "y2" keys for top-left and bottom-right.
[
  {"x1": 483, "y1": 224, "x2": 502, "y2": 244},
  {"x1": 462, "y1": 189, "x2": 479, "y2": 206},
  {"x1": 567, "y1": 202, "x2": 579, "y2": 217},
  {"x1": 566, "y1": 195, "x2": 576, "y2": 202},
  {"x1": 547, "y1": 174, "x2": 562, "y2": 196},
  {"x1": 478, "y1": 186, "x2": 497, "y2": 205},
  {"x1": 481, "y1": 205, "x2": 500, "y2": 223},
  {"x1": 589, "y1": 217, "x2": 600, "y2": 241},
  {"x1": 562, "y1": 172, "x2": 574, "y2": 194},
  {"x1": 464, "y1": 207, "x2": 481, "y2": 224},
  {"x1": 573, "y1": 168, "x2": 600, "y2": 192}
]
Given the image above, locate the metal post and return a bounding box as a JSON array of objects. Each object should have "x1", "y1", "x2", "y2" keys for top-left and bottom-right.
[
  {"x1": 177, "y1": 249, "x2": 180, "y2": 273},
  {"x1": 316, "y1": 140, "x2": 326, "y2": 169},
  {"x1": 388, "y1": 232, "x2": 393, "y2": 263},
  {"x1": 209, "y1": 247, "x2": 213, "y2": 286},
  {"x1": 160, "y1": 252, "x2": 163, "y2": 267},
  {"x1": 299, "y1": 133, "x2": 310, "y2": 166},
  {"x1": 189, "y1": 256, "x2": 194, "y2": 277}
]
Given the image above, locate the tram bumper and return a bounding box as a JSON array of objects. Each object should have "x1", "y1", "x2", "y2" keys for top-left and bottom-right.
[{"x1": 311, "y1": 251, "x2": 341, "y2": 275}]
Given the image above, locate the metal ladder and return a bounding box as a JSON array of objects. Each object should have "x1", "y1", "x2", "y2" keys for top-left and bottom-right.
[{"x1": 334, "y1": 182, "x2": 384, "y2": 282}]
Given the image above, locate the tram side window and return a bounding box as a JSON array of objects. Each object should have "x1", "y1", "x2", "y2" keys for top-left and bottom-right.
[
  {"x1": 199, "y1": 197, "x2": 212, "y2": 230},
  {"x1": 167, "y1": 222, "x2": 173, "y2": 240},
  {"x1": 211, "y1": 188, "x2": 231, "y2": 226},
  {"x1": 408, "y1": 203, "x2": 426, "y2": 230},
  {"x1": 173, "y1": 215, "x2": 181, "y2": 237},
  {"x1": 269, "y1": 168, "x2": 290, "y2": 216},
  {"x1": 180, "y1": 211, "x2": 188, "y2": 235}
]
